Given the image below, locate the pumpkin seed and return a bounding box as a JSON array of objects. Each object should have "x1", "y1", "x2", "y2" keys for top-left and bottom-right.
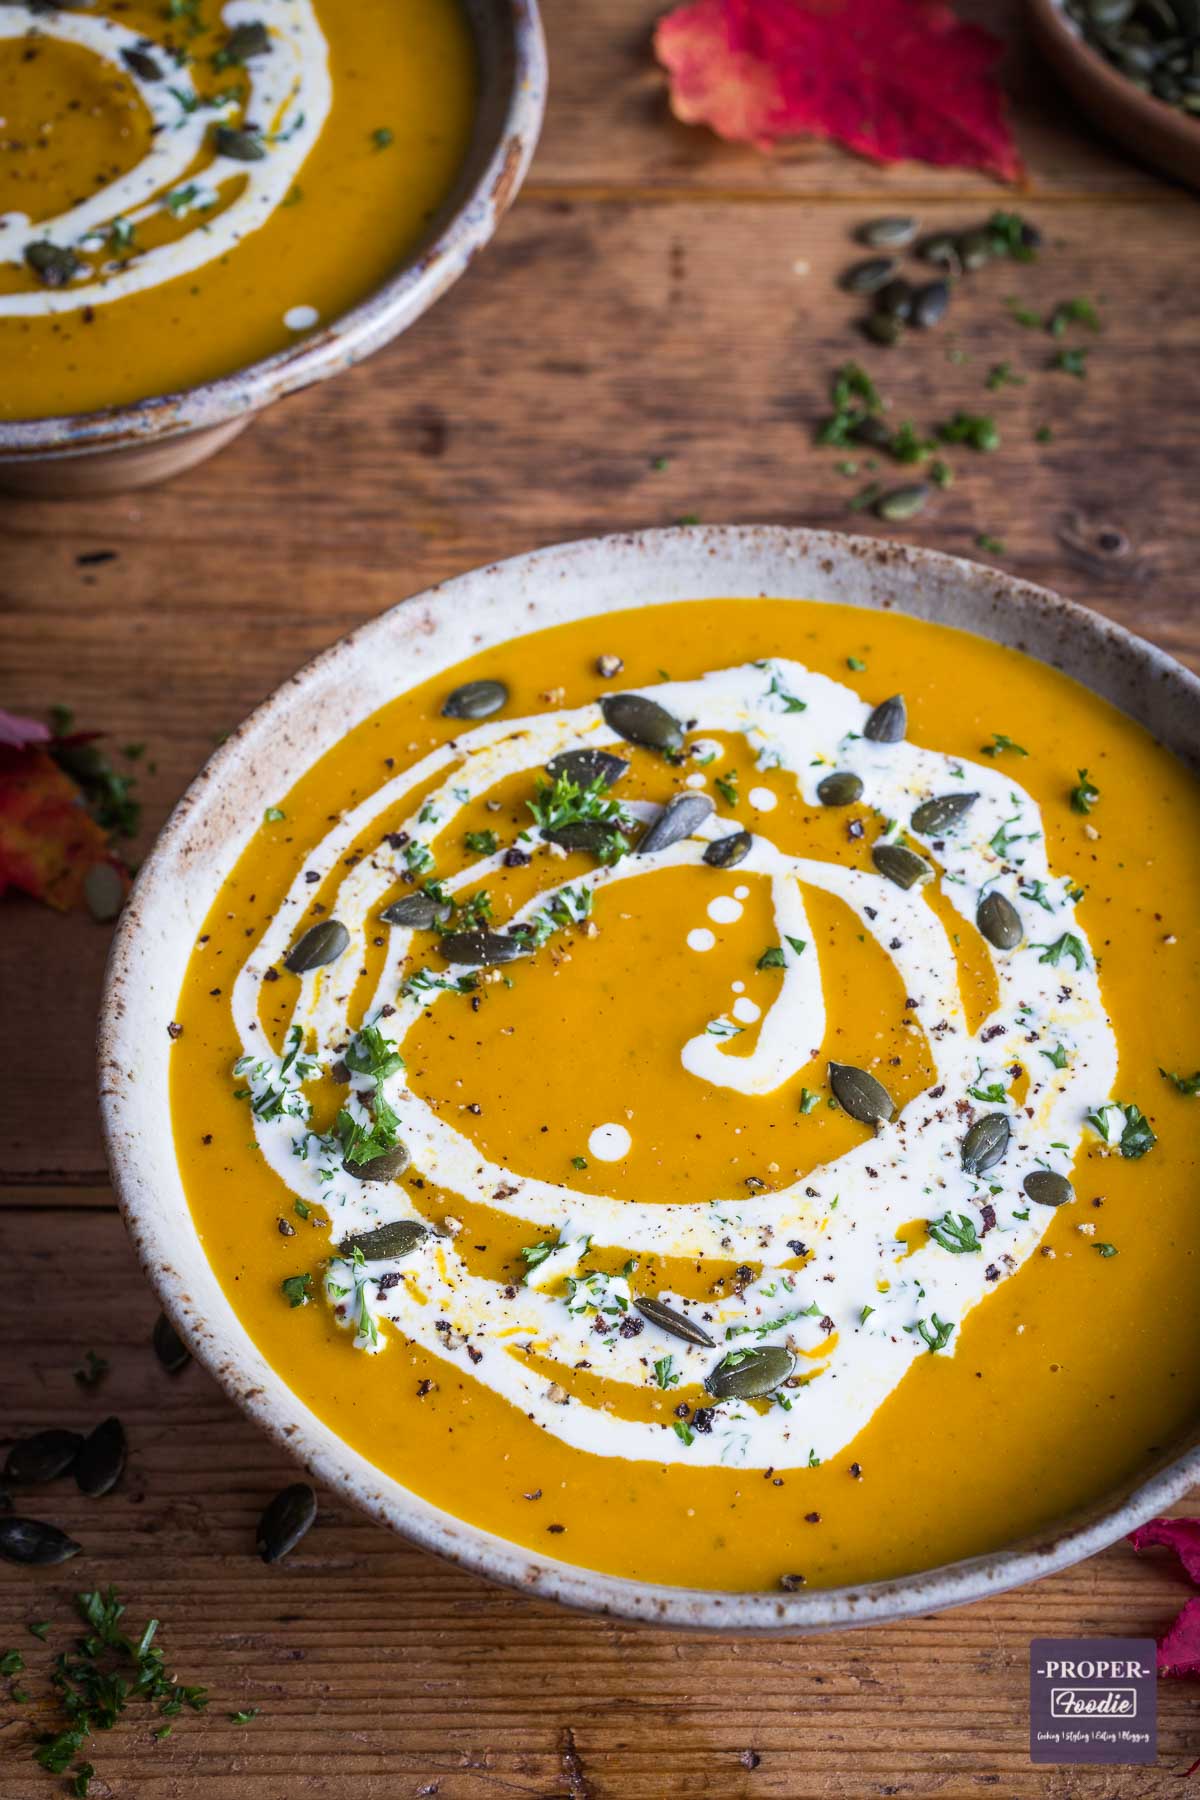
[
  {"x1": 962, "y1": 1113, "x2": 1010, "y2": 1174},
  {"x1": 829, "y1": 1061, "x2": 896, "y2": 1123},
  {"x1": 284, "y1": 918, "x2": 348, "y2": 973},
  {"x1": 121, "y1": 45, "x2": 163, "y2": 81},
  {"x1": 442, "y1": 678, "x2": 508, "y2": 721},
  {"x1": 84, "y1": 862, "x2": 124, "y2": 922},
  {"x1": 911, "y1": 280, "x2": 951, "y2": 329},
  {"x1": 1024, "y1": 1170, "x2": 1074, "y2": 1207},
  {"x1": 874, "y1": 276, "x2": 915, "y2": 321},
  {"x1": 977, "y1": 890, "x2": 1023, "y2": 950},
  {"x1": 438, "y1": 928, "x2": 525, "y2": 966},
  {"x1": 863, "y1": 312, "x2": 904, "y2": 346},
  {"x1": 542, "y1": 821, "x2": 629, "y2": 857},
  {"x1": 911, "y1": 792, "x2": 978, "y2": 834},
  {"x1": 705, "y1": 1345, "x2": 795, "y2": 1401},
  {"x1": 817, "y1": 771, "x2": 864, "y2": 807},
  {"x1": 339, "y1": 1219, "x2": 427, "y2": 1260},
  {"x1": 841, "y1": 256, "x2": 898, "y2": 294},
  {"x1": 875, "y1": 483, "x2": 930, "y2": 522},
  {"x1": 856, "y1": 215, "x2": 918, "y2": 248},
  {"x1": 957, "y1": 228, "x2": 993, "y2": 271},
  {"x1": 4, "y1": 1429, "x2": 83, "y2": 1486},
  {"x1": 871, "y1": 842, "x2": 931, "y2": 889},
  {"x1": 917, "y1": 232, "x2": 962, "y2": 275},
  {"x1": 343, "y1": 1141, "x2": 411, "y2": 1184},
  {"x1": 214, "y1": 124, "x2": 267, "y2": 162},
  {"x1": 600, "y1": 692, "x2": 683, "y2": 752},
  {"x1": 637, "y1": 792, "x2": 714, "y2": 855},
  {"x1": 75, "y1": 1416, "x2": 126, "y2": 1499},
  {"x1": 218, "y1": 21, "x2": 271, "y2": 62},
  {"x1": 634, "y1": 1296, "x2": 716, "y2": 1348},
  {"x1": 0, "y1": 1516, "x2": 82, "y2": 1567},
  {"x1": 24, "y1": 241, "x2": 82, "y2": 288},
  {"x1": 703, "y1": 829, "x2": 752, "y2": 868},
  {"x1": 256, "y1": 1482, "x2": 317, "y2": 1564},
  {"x1": 153, "y1": 1311, "x2": 191, "y2": 1374},
  {"x1": 380, "y1": 892, "x2": 451, "y2": 930},
  {"x1": 546, "y1": 748, "x2": 628, "y2": 788},
  {"x1": 863, "y1": 694, "x2": 907, "y2": 742}
]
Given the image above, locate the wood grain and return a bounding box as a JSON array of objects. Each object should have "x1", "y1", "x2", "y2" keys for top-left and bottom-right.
[{"x1": 2, "y1": 0, "x2": 1199, "y2": 1793}]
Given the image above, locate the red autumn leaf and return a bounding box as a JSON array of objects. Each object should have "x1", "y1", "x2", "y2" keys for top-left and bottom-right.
[
  {"x1": 1158, "y1": 1597, "x2": 1200, "y2": 1680},
  {"x1": 655, "y1": 0, "x2": 1022, "y2": 183},
  {"x1": 1128, "y1": 1515, "x2": 1200, "y2": 1679},
  {"x1": 0, "y1": 710, "x2": 124, "y2": 913}
]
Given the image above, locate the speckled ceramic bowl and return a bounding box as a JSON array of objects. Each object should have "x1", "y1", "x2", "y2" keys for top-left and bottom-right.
[
  {"x1": 0, "y1": 0, "x2": 546, "y2": 499},
  {"x1": 99, "y1": 527, "x2": 1200, "y2": 1631}
]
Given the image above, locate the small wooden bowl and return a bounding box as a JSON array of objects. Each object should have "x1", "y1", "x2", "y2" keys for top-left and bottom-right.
[{"x1": 1028, "y1": 0, "x2": 1200, "y2": 191}]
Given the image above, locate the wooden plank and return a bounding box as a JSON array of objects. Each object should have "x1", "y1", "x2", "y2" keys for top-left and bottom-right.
[
  {"x1": 0, "y1": 1210, "x2": 1197, "y2": 1800},
  {"x1": 2, "y1": 196, "x2": 1197, "y2": 1186},
  {"x1": 530, "y1": 0, "x2": 1173, "y2": 199}
]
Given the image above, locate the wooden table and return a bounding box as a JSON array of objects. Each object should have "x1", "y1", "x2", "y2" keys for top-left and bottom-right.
[{"x1": 3, "y1": 2, "x2": 1198, "y2": 1793}]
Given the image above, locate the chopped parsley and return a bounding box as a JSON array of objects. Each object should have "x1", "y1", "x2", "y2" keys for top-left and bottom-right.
[
  {"x1": 464, "y1": 829, "x2": 498, "y2": 856},
  {"x1": 1033, "y1": 932, "x2": 1087, "y2": 971},
  {"x1": 1052, "y1": 347, "x2": 1089, "y2": 379},
  {"x1": 982, "y1": 733, "x2": 1028, "y2": 758},
  {"x1": 934, "y1": 411, "x2": 1000, "y2": 452},
  {"x1": 1049, "y1": 297, "x2": 1101, "y2": 336},
  {"x1": 1070, "y1": 769, "x2": 1100, "y2": 814},
  {"x1": 281, "y1": 1274, "x2": 312, "y2": 1308},
  {"x1": 913, "y1": 1313, "x2": 955, "y2": 1353},
  {"x1": 714, "y1": 772, "x2": 739, "y2": 807},
  {"x1": 1040, "y1": 1043, "x2": 1069, "y2": 1070},
  {"x1": 757, "y1": 945, "x2": 786, "y2": 970},
  {"x1": 654, "y1": 1356, "x2": 679, "y2": 1390},
  {"x1": 1087, "y1": 1101, "x2": 1155, "y2": 1160},
  {"x1": 1161, "y1": 1068, "x2": 1200, "y2": 1096},
  {"x1": 927, "y1": 1213, "x2": 982, "y2": 1254}
]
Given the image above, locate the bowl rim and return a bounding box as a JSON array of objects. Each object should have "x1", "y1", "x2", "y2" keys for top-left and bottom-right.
[
  {"x1": 98, "y1": 525, "x2": 1200, "y2": 1633},
  {"x1": 0, "y1": 0, "x2": 547, "y2": 461}
]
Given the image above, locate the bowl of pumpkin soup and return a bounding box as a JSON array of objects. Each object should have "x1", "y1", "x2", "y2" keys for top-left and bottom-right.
[
  {"x1": 0, "y1": 0, "x2": 545, "y2": 496},
  {"x1": 99, "y1": 527, "x2": 1200, "y2": 1629}
]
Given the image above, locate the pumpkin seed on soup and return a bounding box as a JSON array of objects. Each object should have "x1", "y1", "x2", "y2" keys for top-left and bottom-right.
[
  {"x1": 636, "y1": 792, "x2": 714, "y2": 855},
  {"x1": 442, "y1": 678, "x2": 509, "y2": 721},
  {"x1": 703, "y1": 830, "x2": 752, "y2": 868},
  {"x1": 1024, "y1": 1170, "x2": 1074, "y2": 1207},
  {"x1": 546, "y1": 748, "x2": 628, "y2": 788},
  {"x1": 634, "y1": 1296, "x2": 716, "y2": 1348},
  {"x1": 961, "y1": 1113, "x2": 1010, "y2": 1174},
  {"x1": 817, "y1": 772, "x2": 864, "y2": 807},
  {"x1": 705, "y1": 1345, "x2": 795, "y2": 1401},
  {"x1": 284, "y1": 918, "x2": 348, "y2": 973},
  {"x1": 977, "y1": 891, "x2": 1023, "y2": 950},
  {"x1": 380, "y1": 892, "x2": 451, "y2": 930},
  {"x1": 600, "y1": 692, "x2": 683, "y2": 753},
  {"x1": 438, "y1": 928, "x2": 525, "y2": 966},
  {"x1": 214, "y1": 125, "x2": 267, "y2": 162},
  {"x1": 829, "y1": 1061, "x2": 896, "y2": 1123},
  {"x1": 542, "y1": 821, "x2": 630, "y2": 857},
  {"x1": 911, "y1": 792, "x2": 978, "y2": 834},
  {"x1": 863, "y1": 694, "x2": 907, "y2": 742},
  {"x1": 339, "y1": 1219, "x2": 427, "y2": 1260},
  {"x1": 343, "y1": 1141, "x2": 411, "y2": 1184},
  {"x1": 871, "y1": 842, "x2": 931, "y2": 889}
]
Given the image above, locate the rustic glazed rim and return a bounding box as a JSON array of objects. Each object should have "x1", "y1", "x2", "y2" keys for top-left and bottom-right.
[
  {"x1": 99, "y1": 526, "x2": 1200, "y2": 1633},
  {"x1": 0, "y1": 0, "x2": 547, "y2": 463}
]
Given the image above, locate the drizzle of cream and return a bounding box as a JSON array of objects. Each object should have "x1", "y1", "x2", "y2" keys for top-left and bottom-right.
[
  {"x1": 707, "y1": 895, "x2": 743, "y2": 925},
  {"x1": 686, "y1": 927, "x2": 716, "y2": 952},
  {"x1": 225, "y1": 658, "x2": 1117, "y2": 1471},
  {"x1": 748, "y1": 786, "x2": 778, "y2": 811},
  {"x1": 0, "y1": 2, "x2": 331, "y2": 316}
]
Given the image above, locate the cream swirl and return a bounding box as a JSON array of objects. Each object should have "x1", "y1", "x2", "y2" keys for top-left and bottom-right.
[
  {"x1": 0, "y1": 1, "x2": 330, "y2": 315},
  {"x1": 227, "y1": 662, "x2": 1117, "y2": 1469}
]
